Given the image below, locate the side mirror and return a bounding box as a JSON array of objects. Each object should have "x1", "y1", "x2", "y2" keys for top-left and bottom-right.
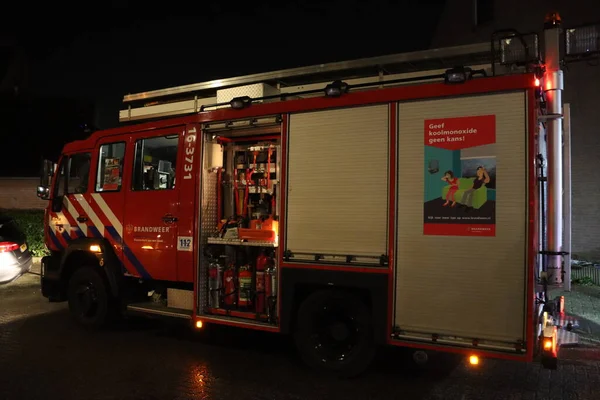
[
  {"x1": 37, "y1": 186, "x2": 50, "y2": 199},
  {"x1": 37, "y1": 159, "x2": 55, "y2": 200}
]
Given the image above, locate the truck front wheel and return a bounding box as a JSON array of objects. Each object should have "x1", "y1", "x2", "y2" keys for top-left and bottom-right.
[
  {"x1": 67, "y1": 266, "x2": 113, "y2": 329},
  {"x1": 293, "y1": 289, "x2": 376, "y2": 378}
]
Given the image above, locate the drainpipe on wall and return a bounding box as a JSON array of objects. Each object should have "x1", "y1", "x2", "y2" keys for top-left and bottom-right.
[{"x1": 563, "y1": 103, "x2": 572, "y2": 291}]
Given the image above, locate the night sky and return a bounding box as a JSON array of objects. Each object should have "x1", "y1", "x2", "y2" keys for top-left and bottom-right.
[{"x1": 0, "y1": 1, "x2": 446, "y2": 176}]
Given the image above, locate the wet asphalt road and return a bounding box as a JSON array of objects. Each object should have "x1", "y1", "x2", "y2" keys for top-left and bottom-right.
[{"x1": 1, "y1": 272, "x2": 599, "y2": 400}]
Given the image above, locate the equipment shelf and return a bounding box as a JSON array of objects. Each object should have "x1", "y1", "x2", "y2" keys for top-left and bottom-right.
[{"x1": 207, "y1": 237, "x2": 278, "y2": 248}]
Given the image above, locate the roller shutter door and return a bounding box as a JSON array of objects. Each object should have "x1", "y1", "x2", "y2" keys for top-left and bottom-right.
[
  {"x1": 286, "y1": 105, "x2": 389, "y2": 259},
  {"x1": 394, "y1": 91, "x2": 529, "y2": 345}
]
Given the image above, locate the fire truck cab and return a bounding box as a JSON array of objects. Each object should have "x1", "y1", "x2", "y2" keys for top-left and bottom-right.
[{"x1": 37, "y1": 13, "x2": 595, "y2": 377}]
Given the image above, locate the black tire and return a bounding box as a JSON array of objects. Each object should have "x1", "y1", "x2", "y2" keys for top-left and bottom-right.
[
  {"x1": 67, "y1": 266, "x2": 114, "y2": 329},
  {"x1": 293, "y1": 289, "x2": 377, "y2": 378}
]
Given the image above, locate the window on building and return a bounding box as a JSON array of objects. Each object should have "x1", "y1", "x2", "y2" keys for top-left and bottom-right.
[
  {"x1": 131, "y1": 134, "x2": 179, "y2": 191},
  {"x1": 475, "y1": 0, "x2": 494, "y2": 26},
  {"x1": 96, "y1": 142, "x2": 126, "y2": 192},
  {"x1": 67, "y1": 153, "x2": 91, "y2": 194}
]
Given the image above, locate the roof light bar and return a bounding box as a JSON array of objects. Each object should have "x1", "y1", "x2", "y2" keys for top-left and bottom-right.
[
  {"x1": 499, "y1": 33, "x2": 540, "y2": 65},
  {"x1": 565, "y1": 23, "x2": 600, "y2": 57}
]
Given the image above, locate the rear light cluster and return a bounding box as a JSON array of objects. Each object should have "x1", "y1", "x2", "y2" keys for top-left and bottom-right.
[{"x1": 0, "y1": 242, "x2": 19, "y2": 253}]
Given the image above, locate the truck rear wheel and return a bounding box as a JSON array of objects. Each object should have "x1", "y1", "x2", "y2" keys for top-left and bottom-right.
[
  {"x1": 67, "y1": 266, "x2": 114, "y2": 329},
  {"x1": 293, "y1": 289, "x2": 376, "y2": 378}
]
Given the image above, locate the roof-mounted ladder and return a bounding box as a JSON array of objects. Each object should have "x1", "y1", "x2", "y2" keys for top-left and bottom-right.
[{"x1": 119, "y1": 42, "x2": 497, "y2": 123}]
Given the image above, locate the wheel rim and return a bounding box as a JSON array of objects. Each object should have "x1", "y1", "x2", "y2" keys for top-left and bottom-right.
[
  {"x1": 309, "y1": 300, "x2": 361, "y2": 364},
  {"x1": 74, "y1": 280, "x2": 99, "y2": 318}
]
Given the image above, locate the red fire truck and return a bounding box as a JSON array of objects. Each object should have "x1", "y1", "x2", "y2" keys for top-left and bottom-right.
[{"x1": 37, "y1": 13, "x2": 593, "y2": 377}]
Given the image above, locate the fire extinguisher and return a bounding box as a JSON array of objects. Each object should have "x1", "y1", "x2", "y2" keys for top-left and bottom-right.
[
  {"x1": 208, "y1": 260, "x2": 223, "y2": 309},
  {"x1": 265, "y1": 260, "x2": 277, "y2": 320},
  {"x1": 223, "y1": 264, "x2": 237, "y2": 307},
  {"x1": 255, "y1": 251, "x2": 269, "y2": 314},
  {"x1": 238, "y1": 265, "x2": 253, "y2": 308}
]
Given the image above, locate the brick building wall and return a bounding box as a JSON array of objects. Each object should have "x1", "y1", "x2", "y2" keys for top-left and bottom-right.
[
  {"x1": 0, "y1": 178, "x2": 46, "y2": 210},
  {"x1": 431, "y1": 0, "x2": 600, "y2": 259}
]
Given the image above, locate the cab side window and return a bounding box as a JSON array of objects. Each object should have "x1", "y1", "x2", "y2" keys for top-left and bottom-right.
[
  {"x1": 132, "y1": 134, "x2": 179, "y2": 191},
  {"x1": 54, "y1": 157, "x2": 68, "y2": 199},
  {"x1": 67, "y1": 153, "x2": 91, "y2": 194},
  {"x1": 96, "y1": 142, "x2": 126, "y2": 192},
  {"x1": 52, "y1": 152, "x2": 90, "y2": 211}
]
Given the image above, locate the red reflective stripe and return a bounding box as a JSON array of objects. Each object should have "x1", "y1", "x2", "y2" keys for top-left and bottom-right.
[
  {"x1": 60, "y1": 201, "x2": 80, "y2": 239},
  {"x1": 50, "y1": 212, "x2": 70, "y2": 248},
  {"x1": 85, "y1": 195, "x2": 137, "y2": 276},
  {"x1": 67, "y1": 195, "x2": 92, "y2": 236}
]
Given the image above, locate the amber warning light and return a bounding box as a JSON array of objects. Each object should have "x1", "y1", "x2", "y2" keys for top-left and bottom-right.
[
  {"x1": 544, "y1": 338, "x2": 553, "y2": 351},
  {"x1": 469, "y1": 355, "x2": 480, "y2": 366}
]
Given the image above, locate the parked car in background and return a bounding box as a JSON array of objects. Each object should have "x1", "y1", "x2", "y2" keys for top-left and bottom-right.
[{"x1": 0, "y1": 213, "x2": 33, "y2": 284}]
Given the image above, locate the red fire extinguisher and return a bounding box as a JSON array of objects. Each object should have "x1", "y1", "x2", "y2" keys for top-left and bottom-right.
[
  {"x1": 238, "y1": 265, "x2": 253, "y2": 308},
  {"x1": 255, "y1": 251, "x2": 269, "y2": 314},
  {"x1": 223, "y1": 264, "x2": 237, "y2": 307}
]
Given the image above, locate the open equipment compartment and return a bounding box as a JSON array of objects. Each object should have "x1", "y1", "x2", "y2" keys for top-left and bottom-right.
[{"x1": 198, "y1": 116, "x2": 282, "y2": 325}]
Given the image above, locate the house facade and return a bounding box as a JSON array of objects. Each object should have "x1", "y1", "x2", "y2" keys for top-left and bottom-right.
[{"x1": 431, "y1": 0, "x2": 600, "y2": 259}]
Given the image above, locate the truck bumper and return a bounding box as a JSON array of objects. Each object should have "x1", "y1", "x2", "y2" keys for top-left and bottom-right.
[{"x1": 40, "y1": 255, "x2": 64, "y2": 301}]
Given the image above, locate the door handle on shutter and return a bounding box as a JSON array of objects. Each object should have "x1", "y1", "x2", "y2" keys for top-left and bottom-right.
[
  {"x1": 77, "y1": 216, "x2": 88, "y2": 222},
  {"x1": 162, "y1": 214, "x2": 178, "y2": 223}
]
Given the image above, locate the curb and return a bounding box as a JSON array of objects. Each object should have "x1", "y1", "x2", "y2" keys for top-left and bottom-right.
[
  {"x1": 30, "y1": 257, "x2": 42, "y2": 275},
  {"x1": 578, "y1": 336, "x2": 600, "y2": 346}
]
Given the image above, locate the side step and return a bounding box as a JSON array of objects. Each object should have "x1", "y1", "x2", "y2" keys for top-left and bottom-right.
[
  {"x1": 555, "y1": 313, "x2": 580, "y2": 347},
  {"x1": 126, "y1": 302, "x2": 192, "y2": 320},
  {"x1": 546, "y1": 295, "x2": 580, "y2": 347}
]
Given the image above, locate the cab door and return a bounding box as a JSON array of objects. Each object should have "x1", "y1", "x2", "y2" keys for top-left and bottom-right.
[
  {"x1": 47, "y1": 153, "x2": 91, "y2": 250},
  {"x1": 123, "y1": 127, "x2": 183, "y2": 282},
  {"x1": 89, "y1": 137, "x2": 129, "y2": 271}
]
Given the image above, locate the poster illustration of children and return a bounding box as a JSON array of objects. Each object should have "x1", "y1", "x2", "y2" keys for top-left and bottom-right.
[{"x1": 441, "y1": 170, "x2": 459, "y2": 207}]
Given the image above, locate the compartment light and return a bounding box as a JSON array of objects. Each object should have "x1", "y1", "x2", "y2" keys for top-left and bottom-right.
[
  {"x1": 324, "y1": 80, "x2": 349, "y2": 97},
  {"x1": 444, "y1": 66, "x2": 472, "y2": 84},
  {"x1": 230, "y1": 96, "x2": 252, "y2": 110}
]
